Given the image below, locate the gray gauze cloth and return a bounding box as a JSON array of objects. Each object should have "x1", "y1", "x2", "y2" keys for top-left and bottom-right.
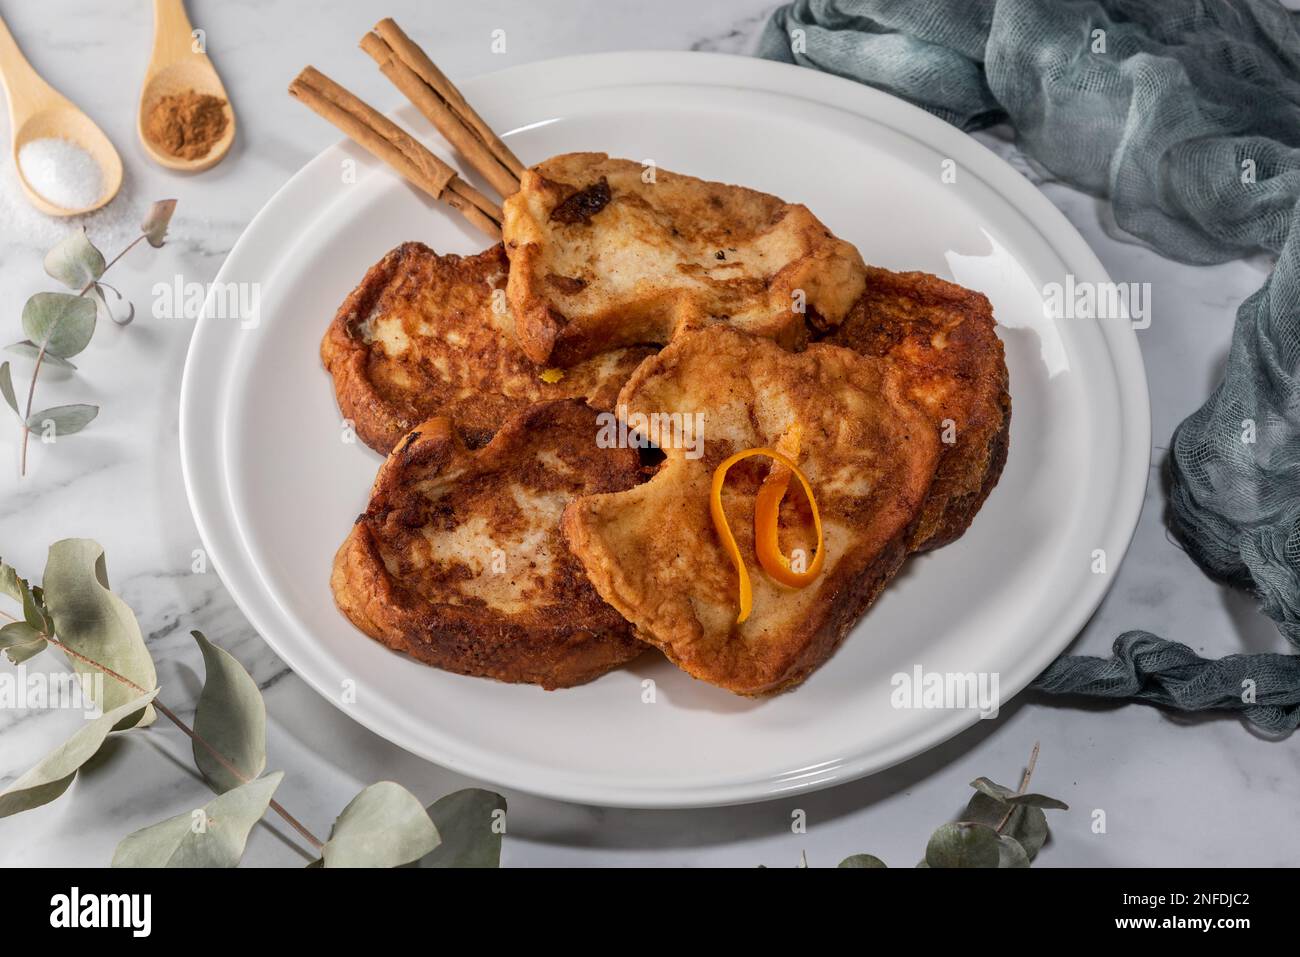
[{"x1": 759, "y1": 0, "x2": 1300, "y2": 731}]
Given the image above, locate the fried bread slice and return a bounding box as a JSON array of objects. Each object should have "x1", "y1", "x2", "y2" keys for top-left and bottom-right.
[
  {"x1": 562, "y1": 326, "x2": 940, "y2": 695},
  {"x1": 332, "y1": 399, "x2": 646, "y2": 689},
  {"x1": 821, "y1": 267, "x2": 1010, "y2": 551},
  {"x1": 502, "y1": 152, "x2": 867, "y2": 366},
  {"x1": 322, "y1": 241, "x2": 654, "y2": 453}
]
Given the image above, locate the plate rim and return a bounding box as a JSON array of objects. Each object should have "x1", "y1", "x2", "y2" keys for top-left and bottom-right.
[{"x1": 180, "y1": 50, "x2": 1151, "y2": 808}]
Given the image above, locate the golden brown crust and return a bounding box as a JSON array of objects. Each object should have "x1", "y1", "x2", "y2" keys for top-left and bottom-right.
[
  {"x1": 331, "y1": 399, "x2": 646, "y2": 689},
  {"x1": 320, "y1": 241, "x2": 654, "y2": 453},
  {"x1": 502, "y1": 153, "x2": 867, "y2": 366},
  {"x1": 562, "y1": 326, "x2": 940, "y2": 695},
  {"x1": 821, "y1": 267, "x2": 1010, "y2": 551}
]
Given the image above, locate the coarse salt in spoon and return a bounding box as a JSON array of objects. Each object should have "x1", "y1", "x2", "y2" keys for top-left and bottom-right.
[{"x1": 0, "y1": 13, "x2": 122, "y2": 216}]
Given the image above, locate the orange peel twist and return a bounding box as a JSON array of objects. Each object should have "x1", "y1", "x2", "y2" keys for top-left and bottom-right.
[{"x1": 709, "y1": 446, "x2": 825, "y2": 624}]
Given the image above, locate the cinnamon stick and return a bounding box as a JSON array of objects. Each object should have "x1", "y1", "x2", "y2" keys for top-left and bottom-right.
[
  {"x1": 361, "y1": 32, "x2": 520, "y2": 200},
  {"x1": 288, "y1": 65, "x2": 502, "y2": 238},
  {"x1": 364, "y1": 19, "x2": 524, "y2": 197}
]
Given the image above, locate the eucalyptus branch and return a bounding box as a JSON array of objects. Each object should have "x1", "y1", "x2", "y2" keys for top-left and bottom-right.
[
  {"x1": 42, "y1": 634, "x2": 325, "y2": 851},
  {"x1": 10, "y1": 201, "x2": 175, "y2": 478},
  {"x1": 2, "y1": 540, "x2": 482, "y2": 869},
  {"x1": 996, "y1": 740, "x2": 1041, "y2": 834},
  {"x1": 831, "y1": 741, "x2": 1066, "y2": 869},
  {"x1": 19, "y1": 234, "x2": 144, "y2": 476}
]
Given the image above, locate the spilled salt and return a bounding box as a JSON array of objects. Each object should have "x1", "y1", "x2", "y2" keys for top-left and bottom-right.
[
  {"x1": 17, "y1": 137, "x2": 103, "y2": 211},
  {"x1": 0, "y1": 151, "x2": 137, "y2": 252}
]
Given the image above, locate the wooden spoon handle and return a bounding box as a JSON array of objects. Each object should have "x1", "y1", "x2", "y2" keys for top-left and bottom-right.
[
  {"x1": 0, "y1": 14, "x2": 58, "y2": 125},
  {"x1": 151, "y1": 0, "x2": 199, "y2": 66}
]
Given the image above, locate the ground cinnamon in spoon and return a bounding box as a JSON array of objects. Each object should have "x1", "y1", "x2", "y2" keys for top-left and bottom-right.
[{"x1": 145, "y1": 90, "x2": 228, "y2": 160}]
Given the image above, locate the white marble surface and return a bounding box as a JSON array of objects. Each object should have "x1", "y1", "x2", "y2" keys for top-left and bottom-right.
[{"x1": 0, "y1": 0, "x2": 1294, "y2": 868}]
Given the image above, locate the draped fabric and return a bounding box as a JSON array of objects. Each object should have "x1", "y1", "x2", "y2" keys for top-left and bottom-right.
[{"x1": 759, "y1": 0, "x2": 1300, "y2": 729}]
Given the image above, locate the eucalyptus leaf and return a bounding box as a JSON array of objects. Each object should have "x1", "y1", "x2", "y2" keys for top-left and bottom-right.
[
  {"x1": 21, "y1": 581, "x2": 49, "y2": 633},
  {"x1": 1008, "y1": 805, "x2": 1050, "y2": 859},
  {"x1": 970, "y1": 777, "x2": 1018, "y2": 802},
  {"x1": 0, "y1": 619, "x2": 48, "y2": 664},
  {"x1": 26, "y1": 404, "x2": 98, "y2": 436},
  {"x1": 0, "y1": 563, "x2": 48, "y2": 637},
  {"x1": 41, "y1": 540, "x2": 157, "y2": 729},
  {"x1": 1, "y1": 621, "x2": 43, "y2": 646},
  {"x1": 0, "y1": 561, "x2": 20, "y2": 603},
  {"x1": 962, "y1": 792, "x2": 1050, "y2": 861},
  {"x1": 1003, "y1": 793, "x2": 1069, "y2": 810},
  {"x1": 21, "y1": 293, "x2": 96, "y2": 359},
  {"x1": 191, "y1": 630, "x2": 266, "y2": 793},
  {"x1": 0, "y1": 690, "x2": 157, "y2": 818},
  {"x1": 3, "y1": 637, "x2": 47, "y2": 664},
  {"x1": 112, "y1": 771, "x2": 283, "y2": 868},
  {"x1": 0, "y1": 361, "x2": 17, "y2": 415},
  {"x1": 839, "y1": 854, "x2": 888, "y2": 868},
  {"x1": 925, "y1": 822, "x2": 1001, "y2": 868},
  {"x1": 970, "y1": 777, "x2": 1068, "y2": 810},
  {"x1": 5, "y1": 341, "x2": 76, "y2": 369},
  {"x1": 413, "y1": 788, "x2": 505, "y2": 868},
  {"x1": 962, "y1": 790, "x2": 1007, "y2": 828},
  {"x1": 997, "y1": 835, "x2": 1031, "y2": 868},
  {"x1": 44, "y1": 228, "x2": 106, "y2": 290},
  {"x1": 322, "y1": 781, "x2": 440, "y2": 868},
  {"x1": 142, "y1": 199, "x2": 178, "y2": 248}
]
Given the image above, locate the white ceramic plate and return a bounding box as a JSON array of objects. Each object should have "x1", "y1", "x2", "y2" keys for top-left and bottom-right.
[{"x1": 180, "y1": 52, "x2": 1149, "y2": 808}]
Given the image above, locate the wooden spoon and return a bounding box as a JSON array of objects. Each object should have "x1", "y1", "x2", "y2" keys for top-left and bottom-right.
[
  {"x1": 0, "y1": 14, "x2": 122, "y2": 216},
  {"x1": 137, "y1": 0, "x2": 235, "y2": 171}
]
